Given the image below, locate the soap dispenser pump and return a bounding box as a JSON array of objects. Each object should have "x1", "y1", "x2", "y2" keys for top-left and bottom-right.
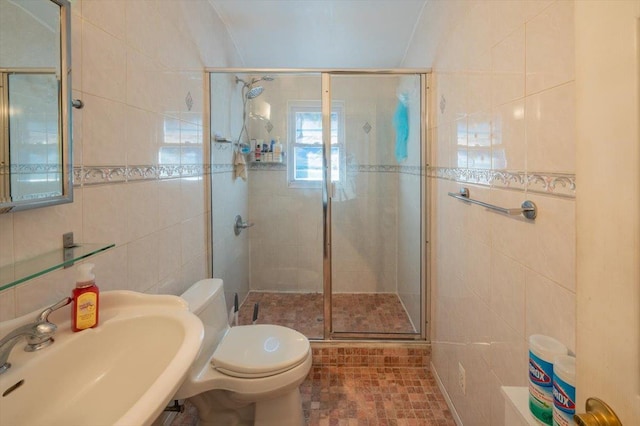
[{"x1": 72, "y1": 263, "x2": 99, "y2": 331}]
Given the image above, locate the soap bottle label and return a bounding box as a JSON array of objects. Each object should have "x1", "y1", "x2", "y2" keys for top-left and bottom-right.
[{"x1": 75, "y1": 292, "x2": 98, "y2": 330}]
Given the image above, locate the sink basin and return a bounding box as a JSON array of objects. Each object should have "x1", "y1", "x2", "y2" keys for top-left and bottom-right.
[{"x1": 0, "y1": 291, "x2": 204, "y2": 426}]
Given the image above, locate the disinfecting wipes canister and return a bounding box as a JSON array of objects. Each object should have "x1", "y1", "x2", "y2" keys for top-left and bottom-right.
[
  {"x1": 552, "y1": 355, "x2": 576, "y2": 426},
  {"x1": 529, "y1": 335, "x2": 568, "y2": 425}
]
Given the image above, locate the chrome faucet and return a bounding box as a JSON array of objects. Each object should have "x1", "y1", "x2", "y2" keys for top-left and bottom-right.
[{"x1": 0, "y1": 297, "x2": 72, "y2": 375}]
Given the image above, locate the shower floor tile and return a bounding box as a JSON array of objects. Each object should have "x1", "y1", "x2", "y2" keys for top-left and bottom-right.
[
  {"x1": 238, "y1": 292, "x2": 324, "y2": 338},
  {"x1": 237, "y1": 292, "x2": 416, "y2": 339}
]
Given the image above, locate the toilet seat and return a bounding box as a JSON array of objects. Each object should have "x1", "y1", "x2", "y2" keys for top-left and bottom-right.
[{"x1": 212, "y1": 324, "x2": 310, "y2": 378}]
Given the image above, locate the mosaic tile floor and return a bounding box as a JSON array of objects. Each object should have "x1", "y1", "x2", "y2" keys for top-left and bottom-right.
[
  {"x1": 237, "y1": 292, "x2": 416, "y2": 339},
  {"x1": 301, "y1": 365, "x2": 455, "y2": 425},
  {"x1": 169, "y1": 346, "x2": 456, "y2": 426}
]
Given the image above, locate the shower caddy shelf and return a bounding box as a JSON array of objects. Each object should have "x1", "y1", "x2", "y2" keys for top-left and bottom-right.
[
  {"x1": 212, "y1": 139, "x2": 284, "y2": 163},
  {"x1": 248, "y1": 151, "x2": 285, "y2": 163}
]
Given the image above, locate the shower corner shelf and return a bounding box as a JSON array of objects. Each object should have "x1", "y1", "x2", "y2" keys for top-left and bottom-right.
[
  {"x1": 250, "y1": 159, "x2": 284, "y2": 164},
  {"x1": 249, "y1": 152, "x2": 285, "y2": 164},
  {"x1": 0, "y1": 242, "x2": 115, "y2": 291}
]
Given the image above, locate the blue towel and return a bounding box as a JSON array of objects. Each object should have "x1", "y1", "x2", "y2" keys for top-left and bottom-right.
[{"x1": 394, "y1": 98, "x2": 409, "y2": 162}]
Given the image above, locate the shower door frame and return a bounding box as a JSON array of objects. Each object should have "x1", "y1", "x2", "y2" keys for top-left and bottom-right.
[
  {"x1": 205, "y1": 68, "x2": 431, "y2": 342},
  {"x1": 321, "y1": 70, "x2": 430, "y2": 341}
]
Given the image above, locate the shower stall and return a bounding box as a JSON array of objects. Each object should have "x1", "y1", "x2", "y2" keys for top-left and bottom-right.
[{"x1": 208, "y1": 70, "x2": 428, "y2": 341}]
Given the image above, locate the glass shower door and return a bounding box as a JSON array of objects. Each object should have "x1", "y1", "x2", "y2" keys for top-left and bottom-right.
[{"x1": 325, "y1": 73, "x2": 424, "y2": 337}]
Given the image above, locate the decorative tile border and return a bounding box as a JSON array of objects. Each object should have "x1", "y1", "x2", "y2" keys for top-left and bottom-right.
[
  {"x1": 429, "y1": 166, "x2": 576, "y2": 198},
  {"x1": 349, "y1": 164, "x2": 400, "y2": 173},
  {"x1": 247, "y1": 163, "x2": 426, "y2": 176},
  {"x1": 526, "y1": 172, "x2": 576, "y2": 196},
  {"x1": 1, "y1": 164, "x2": 65, "y2": 200},
  {"x1": 71, "y1": 163, "x2": 425, "y2": 184},
  {"x1": 248, "y1": 162, "x2": 286, "y2": 171},
  {"x1": 398, "y1": 165, "x2": 425, "y2": 176},
  {"x1": 348, "y1": 165, "x2": 425, "y2": 175},
  {"x1": 73, "y1": 164, "x2": 206, "y2": 186},
  {"x1": 13, "y1": 191, "x2": 63, "y2": 201},
  {"x1": 3, "y1": 164, "x2": 64, "y2": 174}
]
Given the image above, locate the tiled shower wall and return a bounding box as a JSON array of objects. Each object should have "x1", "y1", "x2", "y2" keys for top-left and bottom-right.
[
  {"x1": 0, "y1": 0, "x2": 240, "y2": 320},
  {"x1": 404, "y1": 1, "x2": 576, "y2": 425},
  {"x1": 246, "y1": 76, "x2": 324, "y2": 293},
  {"x1": 209, "y1": 74, "x2": 250, "y2": 313}
]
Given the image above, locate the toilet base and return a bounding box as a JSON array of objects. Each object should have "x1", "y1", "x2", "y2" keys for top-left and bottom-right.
[
  {"x1": 255, "y1": 388, "x2": 304, "y2": 426},
  {"x1": 189, "y1": 388, "x2": 304, "y2": 426}
]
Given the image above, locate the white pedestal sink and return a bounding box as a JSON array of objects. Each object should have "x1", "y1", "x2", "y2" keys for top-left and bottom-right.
[{"x1": 0, "y1": 291, "x2": 204, "y2": 426}]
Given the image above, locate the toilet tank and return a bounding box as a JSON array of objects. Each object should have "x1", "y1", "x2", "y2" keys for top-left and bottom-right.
[{"x1": 180, "y1": 279, "x2": 230, "y2": 368}]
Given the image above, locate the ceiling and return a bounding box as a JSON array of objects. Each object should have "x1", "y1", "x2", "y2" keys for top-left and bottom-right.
[{"x1": 208, "y1": 0, "x2": 427, "y2": 69}]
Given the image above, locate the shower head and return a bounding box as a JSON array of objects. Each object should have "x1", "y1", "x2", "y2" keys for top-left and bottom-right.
[
  {"x1": 236, "y1": 75, "x2": 272, "y2": 99},
  {"x1": 246, "y1": 86, "x2": 264, "y2": 99},
  {"x1": 236, "y1": 75, "x2": 275, "y2": 87}
]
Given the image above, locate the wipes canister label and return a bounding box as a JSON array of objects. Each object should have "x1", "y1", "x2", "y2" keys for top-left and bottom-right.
[
  {"x1": 552, "y1": 373, "x2": 575, "y2": 426},
  {"x1": 529, "y1": 350, "x2": 554, "y2": 425}
]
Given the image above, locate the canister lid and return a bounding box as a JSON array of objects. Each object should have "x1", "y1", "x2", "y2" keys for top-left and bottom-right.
[
  {"x1": 529, "y1": 334, "x2": 568, "y2": 361},
  {"x1": 553, "y1": 355, "x2": 576, "y2": 383}
]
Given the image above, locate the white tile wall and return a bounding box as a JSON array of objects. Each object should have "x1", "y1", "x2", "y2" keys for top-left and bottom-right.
[
  {"x1": 491, "y1": 28, "x2": 525, "y2": 108},
  {"x1": 526, "y1": 82, "x2": 575, "y2": 173},
  {"x1": 525, "y1": 0, "x2": 575, "y2": 95},
  {"x1": 0, "y1": 0, "x2": 240, "y2": 318},
  {"x1": 248, "y1": 170, "x2": 323, "y2": 292},
  {"x1": 405, "y1": 1, "x2": 576, "y2": 424}
]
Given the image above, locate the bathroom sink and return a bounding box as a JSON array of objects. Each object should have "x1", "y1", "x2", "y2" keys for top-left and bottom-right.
[{"x1": 0, "y1": 291, "x2": 204, "y2": 426}]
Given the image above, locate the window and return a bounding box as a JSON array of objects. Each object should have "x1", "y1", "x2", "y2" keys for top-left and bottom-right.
[{"x1": 287, "y1": 101, "x2": 344, "y2": 188}]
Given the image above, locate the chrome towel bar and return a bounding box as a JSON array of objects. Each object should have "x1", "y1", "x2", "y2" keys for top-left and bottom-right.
[{"x1": 447, "y1": 188, "x2": 537, "y2": 220}]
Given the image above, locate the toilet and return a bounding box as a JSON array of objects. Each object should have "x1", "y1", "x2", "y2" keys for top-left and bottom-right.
[{"x1": 174, "y1": 278, "x2": 312, "y2": 426}]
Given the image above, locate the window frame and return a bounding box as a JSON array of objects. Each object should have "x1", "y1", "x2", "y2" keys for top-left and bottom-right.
[{"x1": 286, "y1": 100, "x2": 345, "y2": 189}]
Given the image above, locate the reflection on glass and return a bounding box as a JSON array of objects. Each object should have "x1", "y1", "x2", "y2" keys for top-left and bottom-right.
[
  {"x1": 467, "y1": 118, "x2": 491, "y2": 169},
  {"x1": 0, "y1": 0, "x2": 70, "y2": 211},
  {"x1": 295, "y1": 111, "x2": 338, "y2": 144},
  {"x1": 293, "y1": 146, "x2": 339, "y2": 181},
  {"x1": 293, "y1": 111, "x2": 339, "y2": 181},
  {"x1": 9, "y1": 73, "x2": 61, "y2": 200},
  {"x1": 456, "y1": 119, "x2": 467, "y2": 168},
  {"x1": 158, "y1": 117, "x2": 202, "y2": 166},
  {"x1": 286, "y1": 100, "x2": 344, "y2": 188}
]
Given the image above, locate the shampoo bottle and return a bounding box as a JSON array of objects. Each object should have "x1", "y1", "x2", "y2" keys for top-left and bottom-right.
[
  {"x1": 72, "y1": 263, "x2": 99, "y2": 331},
  {"x1": 274, "y1": 137, "x2": 283, "y2": 161},
  {"x1": 255, "y1": 142, "x2": 261, "y2": 161}
]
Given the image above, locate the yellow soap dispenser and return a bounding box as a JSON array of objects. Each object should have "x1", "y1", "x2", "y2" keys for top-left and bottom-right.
[{"x1": 71, "y1": 263, "x2": 99, "y2": 331}]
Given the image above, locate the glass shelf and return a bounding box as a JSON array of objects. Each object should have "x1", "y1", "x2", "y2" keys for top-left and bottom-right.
[{"x1": 0, "y1": 243, "x2": 115, "y2": 291}]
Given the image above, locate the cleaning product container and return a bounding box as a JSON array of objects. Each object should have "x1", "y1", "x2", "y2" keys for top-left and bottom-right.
[
  {"x1": 552, "y1": 355, "x2": 576, "y2": 426},
  {"x1": 528, "y1": 335, "x2": 568, "y2": 425}
]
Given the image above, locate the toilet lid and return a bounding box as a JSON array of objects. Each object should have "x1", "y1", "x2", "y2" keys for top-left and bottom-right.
[{"x1": 212, "y1": 325, "x2": 310, "y2": 378}]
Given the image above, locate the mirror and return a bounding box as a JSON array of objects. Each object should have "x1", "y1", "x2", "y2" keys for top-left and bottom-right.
[{"x1": 0, "y1": 0, "x2": 72, "y2": 213}]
